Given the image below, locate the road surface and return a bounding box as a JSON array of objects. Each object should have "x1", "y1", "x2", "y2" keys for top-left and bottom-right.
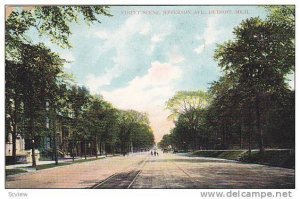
[{"x1": 6, "y1": 152, "x2": 294, "y2": 189}]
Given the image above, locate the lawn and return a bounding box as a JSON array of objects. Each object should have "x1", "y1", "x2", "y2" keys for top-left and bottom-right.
[
  {"x1": 6, "y1": 169, "x2": 27, "y2": 176},
  {"x1": 25, "y1": 157, "x2": 105, "y2": 170},
  {"x1": 191, "y1": 149, "x2": 294, "y2": 168}
]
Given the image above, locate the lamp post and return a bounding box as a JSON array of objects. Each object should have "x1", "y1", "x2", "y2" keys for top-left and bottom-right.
[{"x1": 31, "y1": 139, "x2": 36, "y2": 167}]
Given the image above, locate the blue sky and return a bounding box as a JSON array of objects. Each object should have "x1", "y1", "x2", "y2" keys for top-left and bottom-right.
[{"x1": 30, "y1": 6, "x2": 277, "y2": 141}]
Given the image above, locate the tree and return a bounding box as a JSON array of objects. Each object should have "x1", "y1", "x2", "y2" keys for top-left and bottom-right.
[
  {"x1": 166, "y1": 90, "x2": 210, "y2": 150},
  {"x1": 214, "y1": 14, "x2": 294, "y2": 152},
  {"x1": 6, "y1": 6, "x2": 112, "y2": 48},
  {"x1": 5, "y1": 6, "x2": 111, "y2": 165},
  {"x1": 208, "y1": 75, "x2": 245, "y2": 150},
  {"x1": 67, "y1": 85, "x2": 91, "y2": 159},
  {"x1": 7, "y1": 43, "x2": 65, "y2": 167},
  {"x1": 84, "y1": 95, "x2": 119, "y2": 157},
  {"x1": 158, "y1": 134, "x2": 172, "y2": 150},
  {"x1": 117, "y1": 110, "x2": 153, "y2": 154},
  {"x1": 5, "y1": 60, "x2": 26, "y2": 164},
  {"x1": 162, "y1": 6, "x2": 295, "y2": 153}
]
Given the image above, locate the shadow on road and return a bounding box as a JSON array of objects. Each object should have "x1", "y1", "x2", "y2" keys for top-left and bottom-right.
[
  {"x1": 147, "y1": 157, "x2": 235, "y2": 164},
  {"x1": 91, "y1": 170, "x2": 141, "y2": 189}
]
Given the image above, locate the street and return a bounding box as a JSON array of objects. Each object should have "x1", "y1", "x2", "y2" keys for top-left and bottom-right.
[{"x1": 6, "y1": 152, "x2": 294, "y2": 189}]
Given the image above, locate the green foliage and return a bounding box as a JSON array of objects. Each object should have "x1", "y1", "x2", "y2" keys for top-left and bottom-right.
[
  {"x1": 5, "y1": 169, "x2": 28, "y2": 176},
  {"x1": 239, "y1": 150, "x2": 294, "y2": 168},
  {"x1": 117, "y1": 110, "x2": 154, "y2": 153},
  {"x1": 5, "y1": 5, "x2": 154, "y2": 163},
  {"x1": 163, "y1": 6, "x2": 295, "y2": 152},
  {"x1": 158, "y1": 134, "x2": 172, "y2": 149},
  {"x1": 192, "y1": 149, "x2": 294, "y2": 168},
  {"x1": 6, "y1": 6, "x2": 112, "y2": 48},
  {"x1": 213, "y1": 14, "x2": 294, "y2": 151},
  {"x1": 165, "y1": 90, "x2": 211, "y2": 150},
  {"x1": 166, "y1": 90, "x2": 210, "y2": 120}
]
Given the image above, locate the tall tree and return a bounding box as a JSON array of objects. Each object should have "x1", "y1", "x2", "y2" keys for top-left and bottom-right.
[
  {"x1": 166, "y1": 90, "x2": 210, "y2": 150},
  {"x1": 5, "y1": 6, "x2": 111, "y2": 165},
  {"x1": 14, "y1": 43, "x2": 64, "y2": 167},
  {"x1": 67, "y1": 85, "x2": 90, "y2": 159},
  {"x1": 214, "y1": 15, "x2": 294, "y2": 152}
]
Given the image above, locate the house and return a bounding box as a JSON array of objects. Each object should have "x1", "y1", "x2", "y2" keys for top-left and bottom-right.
[{"x1": 5, "y1": 132, "x2": 40, "y2": 164}]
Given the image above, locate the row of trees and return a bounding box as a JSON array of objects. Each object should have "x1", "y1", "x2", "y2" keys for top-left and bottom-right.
[
  {"x1": 5, "y1": 6, "x2": 154, "y2": 167},
  {"x1": 159, "y1": 6, "x2": 295, "y2": 153}
]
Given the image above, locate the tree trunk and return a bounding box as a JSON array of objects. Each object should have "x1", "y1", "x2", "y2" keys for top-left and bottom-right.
[
  {"x1": 104, "y1": 142, "x2": 107, "y2": 156},
  {"x1": 239, "y1": 125, "x2": 242, "y2": 149},
  {"x1": 31, "y1": 139, "x2": 36, "y2": 168},
  {"x1": 193, "y1": 129, "x2": 197, "y2": 151},
  {"x1": 29, "y1": 115, "x2": 37, "y2": 168},
  {"x1": 248, "y1": 129, "x2": 252, "y2": 156},
  {"x1": 100, "y1": 142, "x2": 102, "y2": 156},
  {"x1": 111, "y1": 144, "x2": 115, "y2": 156},
  {"x1": 255, "y1": 96, "x2": 264, "y2": 153},
  {"x1": 53, "y1": 135, "x2": 58, "y2": 165},
  {"x1": 12, "y1": 120, "x2": 17, "y2": 165},
  {"x1": 11, "y1": 97, "x2": 20, "y2": 165},
  {"x1": 53, "y1": 117, "x2": 58, "y2": 165},
  {"x1": 222, "y1": 123, "x2": 226, "y2": 149},
  {"x1": 72, "y1": 140, "x2": 75, "y2": 161},
  {"x1": 84, "y1": 140, "x2": 87, "y2": 160},
  {"x1": 95, "y1": 136, "x2": 98, "y2": 158},
  {"x1": 76, "y1": 142, "x2": 79, "y2": 157}
]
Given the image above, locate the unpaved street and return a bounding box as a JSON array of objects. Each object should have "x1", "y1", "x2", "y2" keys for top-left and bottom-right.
[{"x1": 6, "y1": 153, "x2": 294, "y2": 189}]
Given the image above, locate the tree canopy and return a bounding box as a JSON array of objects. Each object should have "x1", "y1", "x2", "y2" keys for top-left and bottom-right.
[{"x1": 159, "y1": 6, "x2": 295, "y2": 153}]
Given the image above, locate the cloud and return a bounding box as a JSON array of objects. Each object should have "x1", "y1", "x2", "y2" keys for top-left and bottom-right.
[
  {"x1": 83, "y1": 15, "x2": 177, "y2": 141},
  {"x1": 60, "y1": 51, "x2": 75, "y2": 69},
  {"x1": 139, "y1": 22, "x2": 151, "y2": 35},
  {"x1": 85, "y1": 15, "x2": 174, "y2": 93},
  {"x1": 149, "y1": 32, "x2": 170, "y2": 54},
  {"x1": 194, "y1": 44, "x2": 206, "y2": 54},
  {"x1": 93, "y1": 30, "x2": 109, "y2": 40},
  {"x1": 169, "y1": 47, "x2": 185, "y2": 64},
  {"x1": 86, "y1": 65, "x2": 121, "y2": 93},
  {"x1": 100, "y1": 57, "x2": 184, "y2": 141},
  {"x1": 85, "y1": 15, "x2": 146, "y2": 91},
  {"x1": 194, "y1": 15, "x2": 222, "y2": 54},
  {"x1": 151, "y1": 34, "x2": 164, "y2": 43}
]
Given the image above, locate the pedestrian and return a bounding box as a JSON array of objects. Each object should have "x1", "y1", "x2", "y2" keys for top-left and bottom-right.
[{"x1": 151, "y1": 151, "x2": 153, "y2": 156}]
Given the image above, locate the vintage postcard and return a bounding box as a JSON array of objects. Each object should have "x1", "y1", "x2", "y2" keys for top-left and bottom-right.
[{"x1": 4, "y1": 3, "x2": 295, "y2": 194}]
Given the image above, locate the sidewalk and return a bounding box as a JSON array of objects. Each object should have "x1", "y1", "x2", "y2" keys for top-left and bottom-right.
[{"x1": 6, "y1": 156, "x2": 107, "y2": 170}]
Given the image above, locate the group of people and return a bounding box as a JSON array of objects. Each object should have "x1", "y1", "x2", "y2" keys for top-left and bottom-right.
[{"x1": 150, "y1": 150, "x2": 159, "y2": 156}]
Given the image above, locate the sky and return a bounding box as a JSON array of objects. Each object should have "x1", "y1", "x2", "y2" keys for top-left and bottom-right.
[{"x1": 28, "y1": 5, "x2": 293, "y2": 142}]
